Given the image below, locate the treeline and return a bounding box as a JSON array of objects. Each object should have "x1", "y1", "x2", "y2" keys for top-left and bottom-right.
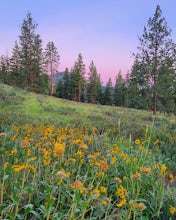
[{"x1": 0, "y1": 5, "x2": 176, "y2": 114}]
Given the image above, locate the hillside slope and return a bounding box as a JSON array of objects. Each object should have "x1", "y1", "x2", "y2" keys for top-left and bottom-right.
[{"x1": 0, "y1": 83, "x2": 176, "y2": 138}]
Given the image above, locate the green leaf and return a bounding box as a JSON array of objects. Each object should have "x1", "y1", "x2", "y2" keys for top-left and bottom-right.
[
  {"x1": 82, "y1": 201, "x2": 88, "y2": 209},
  {"x1": 0, "y1": 205, "x2": 5, "y2": 212},
  {"x1": 11, "y1": 195, "x2": 19, "y2": 204},
  {"x1": 6, "y1": 211, "x2": 15, "y2": 218},
  {"x1": 24, "y1": 203, "x2": 34, "y2": 214},
  {"x1": 47, "y1": 198, "x2": 56, "y2": 207},
  {"x1": 30, "y1": 210, "x2": 41, "y2": 219},
  {"x1": 3, "y1": 174, "x2": 9, "y2": 181},
  {"x1": 24, "y1": 204, "x2": 34, "y2": 210}
]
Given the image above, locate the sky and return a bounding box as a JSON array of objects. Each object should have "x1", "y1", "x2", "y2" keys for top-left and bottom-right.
[{"x1": 0, "y1": 0, "x2": 176, "y2": 84}]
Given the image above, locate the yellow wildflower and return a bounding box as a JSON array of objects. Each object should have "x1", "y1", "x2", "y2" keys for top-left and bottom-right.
[
  {"x1": 123, "y1": 176, "x2": 127, "y2": 181},
  {"x1": 117, "y1": 185, "x2": 127, "y2": 199},
  {"x1": 160, "y1": 164, "x2": 167, "y2": 174},
  {"x1": 3, "y1": 162, "x2": 8, "y2": 169},
  {"x1": 6, "y1": 148, "x2": 18, "y2": 156},
  {"x1": 126, "y1": 158, "x2": 130, "y2": 164},
  {"x1": 133, "y1": 157, "x2": 138, "y2": 163},
  {"x1": 138, "y1": 145, "x2": 144, "y2": 151},
  {"x1": 66, "y1": 171, "x2": 71, "y2": 178},
  {"x1": 43, "y1": 157, "x2": 51, "y2": 166},
  {"x1": 98, "y1": 158, "x2": 109, "y2": 171},
  {"x1": 153, "y1": 139, "x2": 159, "y2": 145},
  {"x1": 135, "y1": 139, "x2": 140, "y2": 145},
  {"x1": 53, "y1": 142, "x2": 65, "y2": 157},
  {"x1": 153, "y1": 163, "x2": 159, "y2": 169},
  {"x1": 11, "y1": 135, "x2": 17, "y2": 141},
  {"x1": 131, "y1": 172, "x2": 141, "y2": 180},
  {"x1": 21, "y1": 139, "x2": 30, "y2": 148},
  {"x1": 43, "y1": 142, "x2": 52, "y2": 147},
  {"x1": 169, "y1": 173, "x2": 174, "y2": 184},
  {"x1": 79, "y1": 143, "x2": 88, "y2": 150},
  {"x1": 111, "y1": 156, "x2": 116, "y2": 164},
  {"x1": 57, "y1": 178, "x2": 63, "y2": 185},
  {"x1": 169, "y1": 205, "x2": 175, "y2": 215},
  {"x1": 90, "y1": 188, "x2": 100, "y2": 199},
  {"x1": 26, "y1": 148, "x2": 31, "y2": 156},
  {"x1": 80, "y1": 187, "x2": 86, "y2": 194},
  {"x1": 27, "y1": 165, "x2": 36, "y2": 173},
  {"x1": 96, "y1": 171, "x2": 105, "y2": 177},
  {"x1": 112, "y1": 146, "x2": 120, "y2": 154},
  {"x1": 100, "y1": 186, "x2": 107, "y2": 193},
  {"x1": 72, "y1": 139, "x2": 81, "y2": 145},
  {"x1": 141, "y1": 167, "x2": 151, "y2": 173},
  {"x1": 29, "y1": 157, "x2": 37, "y2": 161},
  {"x1": 71, "y1": 180, "x2": 83, "y2": 189},
  {"x1": 102, "y1": 200, "x2": 107, "y2": 205},
  {"x1": 114, "y1": 177, "x2": 122, "y2": 183},
  {"x1": 75, "y1": 150, "x2": 84, "y2": 158},
  {"x1": 137, "y1": 202, "x2": 146, "y2": 211},
  {"x1": 116, "y1": 199, "x2": 126, "y2": 208},
  {"x1": 12, "y1": 164, "x2": 26, "y2": 172}
]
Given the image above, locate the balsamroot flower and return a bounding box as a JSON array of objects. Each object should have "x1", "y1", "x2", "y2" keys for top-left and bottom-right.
[
  {"x1": 131, "y1": 172, "x2": 141, "y2": 180},
  {"x1": 71, "y1": 180, "x2": 83, "y2": 189},
  {"x1": 53, "y1": 142, "x2": 65, "y2": 156}
]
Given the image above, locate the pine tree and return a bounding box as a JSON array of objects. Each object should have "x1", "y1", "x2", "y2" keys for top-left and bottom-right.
[
  {"x1": 113, "y1": 71, "x2": 126, "y2": 106},
  {"x1": 19, "y1": 12, "x2": 38, "y2": 88},
  {"x1": 127, "y1": 59, "x2": 151, "y2": 110},
  {"x1": 62, "y1": 68, "x2": 71, "y2": 100},
  {"x1": 87, "y1": 61, "x2": 102, "y2": 104},
  {"x1": 135, "y1": 5, "x2": 175, "y2": 114},
  {"x1": 10, "y1": 41, "x2": 22, "y2": 87},
  {"x1": 0, "y1": 55, "x2": 10, "y2": 84},
  {"x1": 70, "y1": 53, "x2": 86, "y2": 102},
  {"x1": 56, "y1": 79, "x2": 64, "y2": 98},
  {"x1": 156, "y1": 59, "x2": 176, "y2": 113},
  {"x1": 103, "y1": 78, "x2": 113, "y2": 105},
  {"x1": 44, "y1": 41, "x2": 60, "y2": 96}
]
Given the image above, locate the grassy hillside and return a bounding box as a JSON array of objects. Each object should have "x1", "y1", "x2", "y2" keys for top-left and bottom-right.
[
  {"x1": 1, "y1": 83, "x2": 176, "y2": 219},
  {"x1": 1, "y1": 82, "x2": 175, "y2": 136}
]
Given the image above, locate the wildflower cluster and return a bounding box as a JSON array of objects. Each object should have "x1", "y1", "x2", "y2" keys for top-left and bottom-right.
[{"x1": 0, "y1": 125, "x2": 175, "y2": 219}]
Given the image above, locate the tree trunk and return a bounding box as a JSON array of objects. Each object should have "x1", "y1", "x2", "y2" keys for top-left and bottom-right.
[
  {"x1": 29, "y1": 40, "x2": 34, "y2": 86},
  {"x1": 78, "y1": 80, "x2": 81, "y2": 102},
  {"x1": 153, "y1": 90, "x2": 157, "y2": 114},
  {"x1": 49, "y1": 62, "x2": 53, "y2": 96},
  {"x1": 153, "y1": 72, "x2": 157, "y2": 115}
]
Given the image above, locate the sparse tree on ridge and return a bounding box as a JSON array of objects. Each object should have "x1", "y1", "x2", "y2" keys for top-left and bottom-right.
[{"x1": 44, "y1": 41, "x2": 60, "y2": 96}]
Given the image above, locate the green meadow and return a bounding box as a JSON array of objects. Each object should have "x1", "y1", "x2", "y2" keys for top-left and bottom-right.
[{"x1": 0, "y1": 83, "x2": 176, "y2": 219}]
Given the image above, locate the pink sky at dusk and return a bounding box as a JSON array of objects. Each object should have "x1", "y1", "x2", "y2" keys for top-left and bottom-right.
[{"x1": 0, "y1": 0, "x2": 176, "y2": 84}]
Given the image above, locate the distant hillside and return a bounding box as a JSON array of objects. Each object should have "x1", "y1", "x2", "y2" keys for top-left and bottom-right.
[{"x1": 53, "y1": 72, "x2": 65, "y2": 83}]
